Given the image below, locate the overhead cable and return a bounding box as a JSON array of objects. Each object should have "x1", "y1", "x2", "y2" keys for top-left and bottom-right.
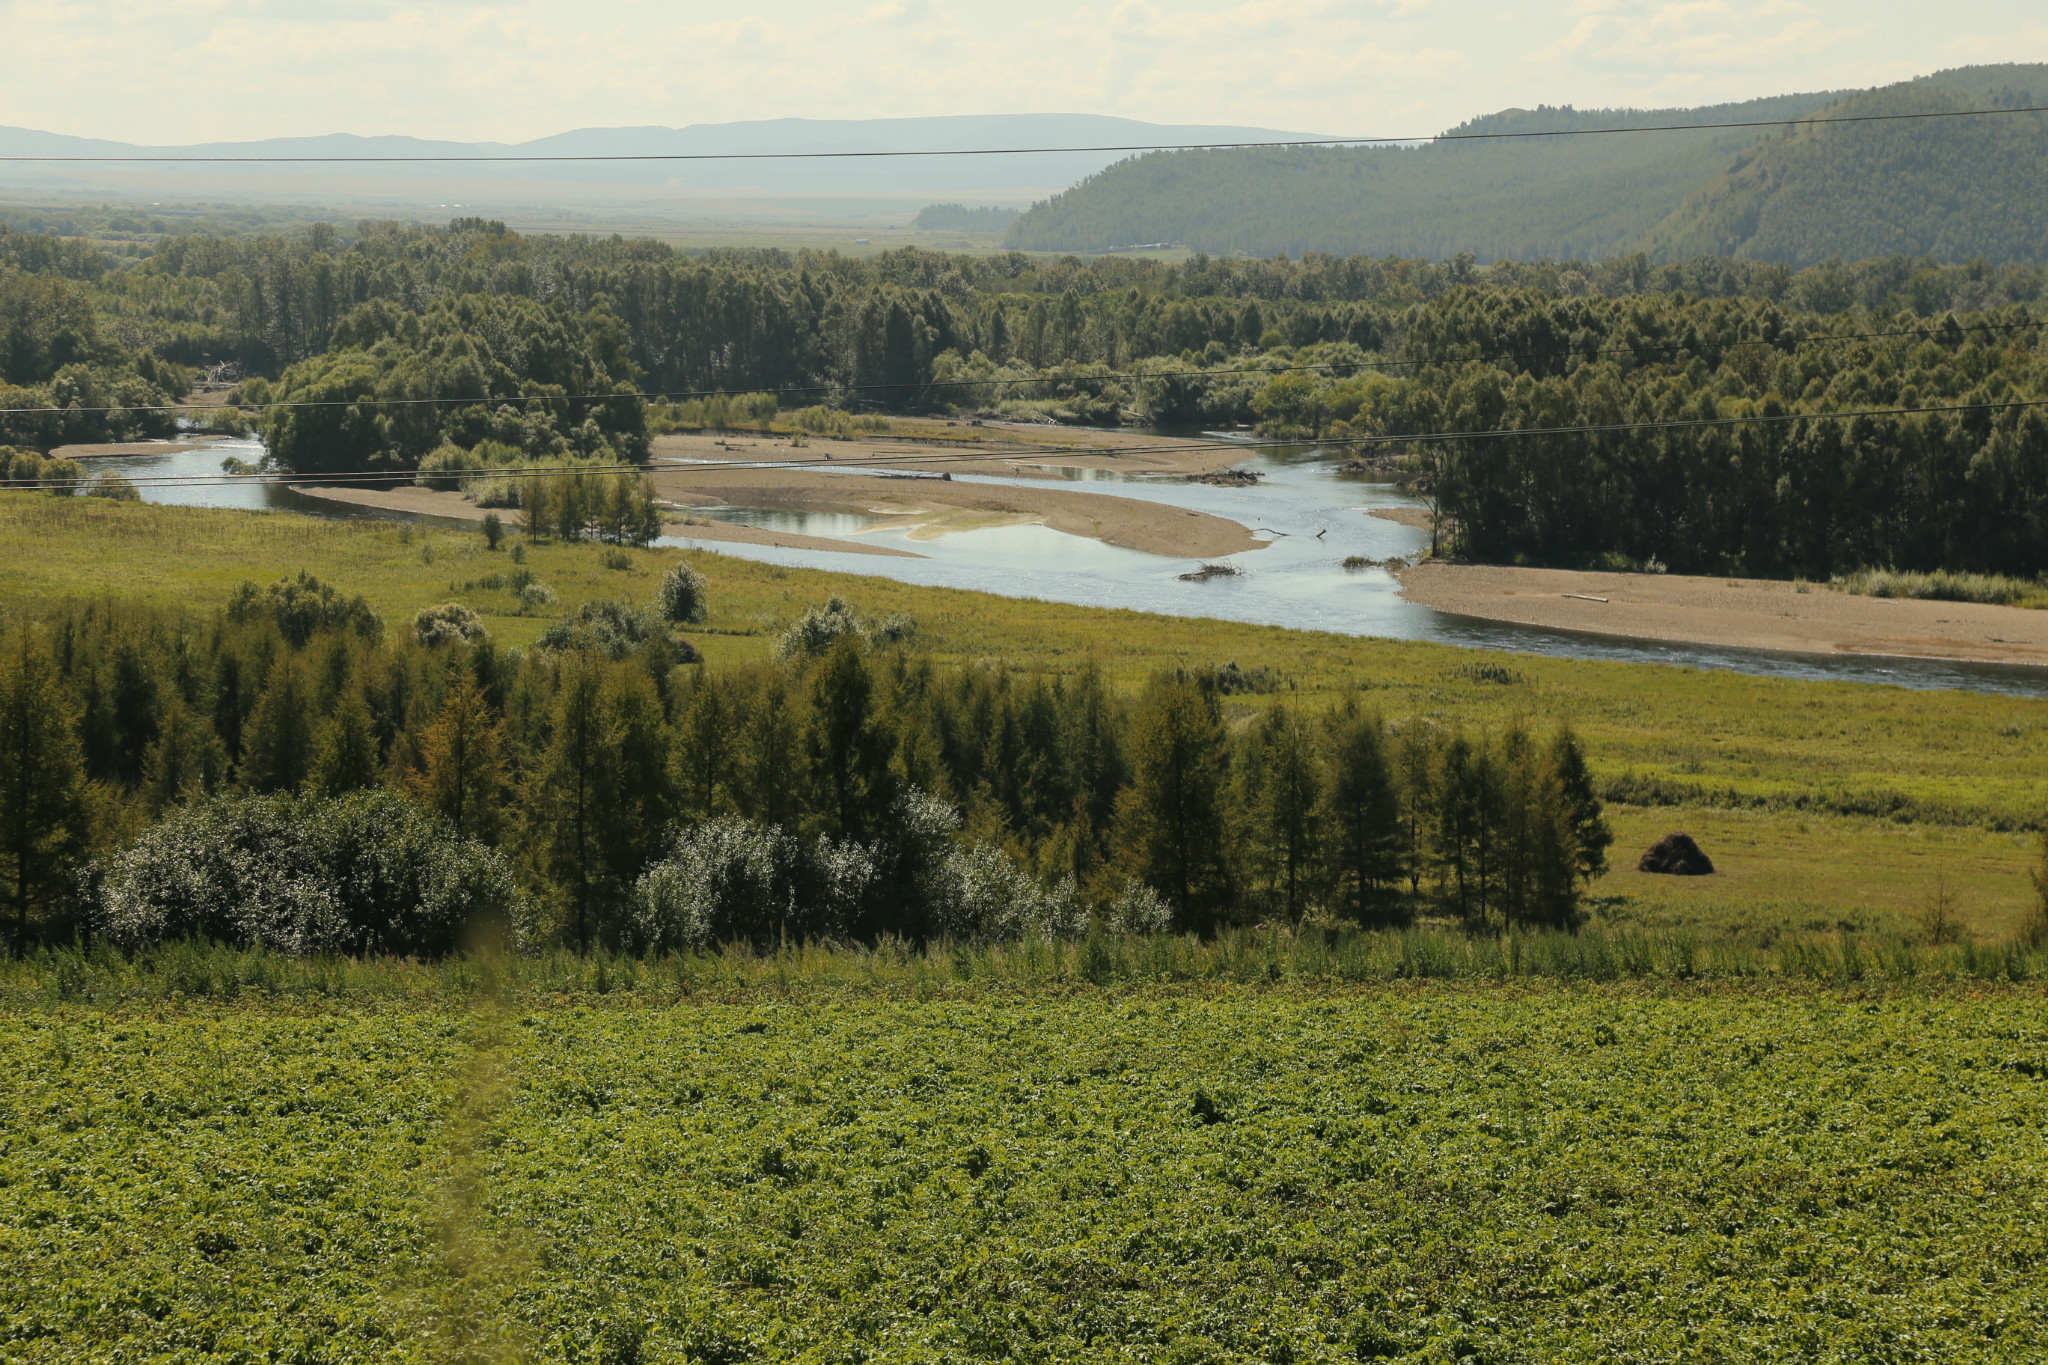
[{"x1": 7, "y1": 104, "x2": 2047, "y2": 163}]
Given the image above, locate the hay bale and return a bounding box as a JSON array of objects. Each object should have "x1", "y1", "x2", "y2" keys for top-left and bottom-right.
[{"x1": 1638, "y1": 832, "x2": 1715, "y2": 875}]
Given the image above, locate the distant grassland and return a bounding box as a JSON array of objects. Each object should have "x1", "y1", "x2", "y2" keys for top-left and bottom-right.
[
  {"x1": 4, "y1": 981, "x2": 2043, "y2": 1361},
  {"x1": 3, "y1": 492, "x2": 2046, "y2": 937}
]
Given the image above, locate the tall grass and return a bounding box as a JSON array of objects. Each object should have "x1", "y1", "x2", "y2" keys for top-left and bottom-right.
[
  {"x1": 7, "y1": 926, "x2": 2043, "y2": 1006},
  {"x1": 1830, "y1": 567, "x2": 2048, "y2": 608}
]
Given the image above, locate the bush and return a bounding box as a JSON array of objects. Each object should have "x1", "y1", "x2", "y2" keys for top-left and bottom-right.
[
  {"x1": 227, "y1": 571, "x2": 382, "y2": 647},
  {"x1": 536, "y1": 599, "x2": 682, "y2": 660},
  {"x1": 1, "y1": 448, "x2": 84, "y2": 493},
  {"x1": 91, "y1": 791, "x2": 523, "y2": 956},
  {"x1": 628, "y1": 791, "x2": 1087, "y2": 949},
  {"x1": 412, "y1": 602, "x2": 486, "y2": 647},
  {"x1": 415, "y1": 441, "x2": 484, "y2": 491},
  {"x1": 659, "y1": 562, "x2": 708, "y2": 624},
  {"x1": 628, "y1": 818, "x2": 868, "y2": 951},
  {"x1": 83, "y1": 472, "x2": 141, "y2": 501},
  {"x1": 772, "y1": 597, "x2": 915, "y2": 660}
]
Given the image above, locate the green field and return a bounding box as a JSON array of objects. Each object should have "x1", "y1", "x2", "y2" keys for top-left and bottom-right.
[
  {"x1": 4, "y1": 493, "x2": 2044, "y2": 941},
  {"x1": 5, "y1": 967, "x2": 2044, "y2": 1362}
]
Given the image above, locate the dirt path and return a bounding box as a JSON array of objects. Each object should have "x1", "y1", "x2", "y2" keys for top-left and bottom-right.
[{"x1": 1398, "y1": 561, "x2": 2048, "y2": 667}]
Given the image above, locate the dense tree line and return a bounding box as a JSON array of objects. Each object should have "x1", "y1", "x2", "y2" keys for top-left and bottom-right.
[
  {"x1": 1371, "y1": 290, "x2": 2048, "y2": 575},
  {"x1": 0, "y1": 575, "x2": 1609, "y2": 956},
  {"x1": 0, "y1": 269, "x2": 183, "y2": 447}
]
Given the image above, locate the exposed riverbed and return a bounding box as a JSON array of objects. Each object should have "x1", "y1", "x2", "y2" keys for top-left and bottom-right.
[{"x1": 71, "y1": 437, "x2": 2048, "y2": 697}]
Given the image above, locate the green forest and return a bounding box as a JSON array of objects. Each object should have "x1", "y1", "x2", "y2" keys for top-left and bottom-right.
[
  {"x1": 1005, "y1": 65, "x2": 2048, "y2": 264},
  {"x1": 1, "y1": 577, "x2": 1612, "y2": 957}
]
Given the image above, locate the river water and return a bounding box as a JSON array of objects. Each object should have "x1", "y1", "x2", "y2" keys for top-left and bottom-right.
[{"x1": 78, "y1": 437, "x2": 2048, "y2": 698}]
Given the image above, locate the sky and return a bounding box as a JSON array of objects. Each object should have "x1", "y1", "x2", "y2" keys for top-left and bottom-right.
[{"x1": 4, "y1": 0, "x2": 2046, "y2": 144}]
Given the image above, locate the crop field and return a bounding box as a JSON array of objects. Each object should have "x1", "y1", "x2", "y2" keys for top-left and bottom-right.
[
  {"x1": 4, "y1": 972, "x2": 2045, "y2": 1363},
  {"x1": 4, "y1": 493, "x2": 2046, "y2": 938}
]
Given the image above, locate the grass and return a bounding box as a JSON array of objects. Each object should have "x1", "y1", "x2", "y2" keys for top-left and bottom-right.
[
  {"x1": 3, "y1": 970, "x2": 2043, "y2": 1360},
  {"x1": 4, "y1": 492, "x2": 2048, "y2": 937},
  {"x1": 1830, "y1": 566, "x2": 2048, "y2": 608}
]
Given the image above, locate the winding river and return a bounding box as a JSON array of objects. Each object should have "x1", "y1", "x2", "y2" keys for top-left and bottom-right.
[{"x1": 78, "y1": 437, "x2": 2048, "y2": 698}]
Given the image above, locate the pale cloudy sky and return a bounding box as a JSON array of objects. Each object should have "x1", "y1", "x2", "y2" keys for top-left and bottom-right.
[{"x1": 6, "y1": 0, "x2": 2046, "y2": 143}]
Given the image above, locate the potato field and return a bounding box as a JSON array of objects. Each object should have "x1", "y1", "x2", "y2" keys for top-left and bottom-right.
[{"x1": 5, "y1": 981, "x2": 2044, "y2": 1363}]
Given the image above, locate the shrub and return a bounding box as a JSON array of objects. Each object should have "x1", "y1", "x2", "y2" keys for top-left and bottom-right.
[
  {"x1": 536, "y1": 599, "x2": 673, "y2": 660},
  {"x1": 84, "y1": 472, "x2": 141, "y2": 501},
  {"x1": 413, "y1": 602, "x2": 486, "y2": 647},
  {"x1": 627, "y1": 818, "x2": 865, "y2": 951},
  {"x1": 227, "y1": 571, "x2": 382, "y2": 647},
  {"x1": 659, "y1": 562, "x2": 709, "y2": 624},
  {"x1": 1, "y1": 448, "x2": 84, "y2": 493},
  {"x1": 773, "y1": 597, "x2": 915, "y2": 660},
  {"x1": 92, "y1": 790, "x2": 523, "y2": 956},
  {"x1": 774, "y1": 597, "x2": 864, "y2": 660},
  {"x1": 415, "y1": 441, "x2": 484, "y2": 491}
]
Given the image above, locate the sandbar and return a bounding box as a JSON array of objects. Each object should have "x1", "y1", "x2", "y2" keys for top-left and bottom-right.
[
  {"x1": 55, "y1": 440, "x2": 219, "y2": 459},
  {"x1": 285, "y1": 484, "x2": 923, "y2": 558},
  {"x1": 1397, "y1": 561, "x2": 2048, "y2": 668}
]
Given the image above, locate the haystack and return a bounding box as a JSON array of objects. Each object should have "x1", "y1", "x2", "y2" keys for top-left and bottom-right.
[{"x1": 1638, "y1": 832, "x2": 1715, "y2": 875}]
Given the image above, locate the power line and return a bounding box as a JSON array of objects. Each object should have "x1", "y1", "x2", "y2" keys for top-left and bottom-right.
[
  {"x1": 6, "y1": 104, "x2": 2045, "y2": 164},
  {"x1": 20, "y1": 395, "x2": 2048, "y2": 492},
  {"x1": 14, "y1": 318, "x2": 2043, "y2": 418}
]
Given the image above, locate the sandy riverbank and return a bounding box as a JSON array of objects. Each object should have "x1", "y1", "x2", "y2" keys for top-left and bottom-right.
[
  {"x1": 645, "y1": 463, "x2": 1262, "y2": 559},
  {"x1": 1397, "y1": 561, "x2": 2048, "y2": 667},
  {"x1": 650, "y1": 423, "x2": 1251, "y2": 479},
  {"x1": 291, "y1": 425, "x2": 1264, "y2": 560},
  {"x1": 286, "y1": 485, "x2": 924, "y2": 558},
  {"x1": 55, "y1": 439, "x2": 221, "y2": 459}
]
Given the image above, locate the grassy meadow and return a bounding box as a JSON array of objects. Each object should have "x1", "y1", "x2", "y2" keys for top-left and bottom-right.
[
  {"x1": 4, "y1": 971, "x2": 2044, "y2": 1362},
  {"x1": 3, "y1": 491, "x2": 2044, "y2": 942}
]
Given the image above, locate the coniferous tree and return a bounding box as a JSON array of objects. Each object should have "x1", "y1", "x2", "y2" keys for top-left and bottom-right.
[
  {"x1": 598, "y1": 666, "x2": 671, "y2": 883},
  {"x1": 805, "y1": 635, "x2": 891, "y2": 840},
  {"x1": 310, "y1": 685, "x2": 384, "y2": 797},
  {"x1": 1117, "y1": 672, "x2": 1232, "y2": 932},
  {"x1": 240, "y1": 655, "x2": 314, "y2": 793},
  {"x1": 407, "y1": 675, "x2": 506, "y2": 840},
  {"x1": 524, "y1": 655, "x2": 608, "y2": 950},
  {"x1": 1549, "y1": 725, "x2": 1613, "y2": 888},
  {"x1": 1326, "y1": 703, "x2": 1405, "y2": 923},
  {"x1": 674, "y1": 672, "x2": 735, "y2": 824},
  {"x1": 141, "y1": 697, "x2": 228, "y2": 814},
  {"x1": 740, "y1": 669, "x2": 803, "y2": 830},
  {"x1": 1247, "y1": 703, "x2": 1323, "y2": 921},
  {"x1": 0, "y1": 631, "x2": 86, "y2": 951}
]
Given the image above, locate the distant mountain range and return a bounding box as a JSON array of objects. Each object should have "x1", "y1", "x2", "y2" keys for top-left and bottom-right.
[
  {"x1": 1005, "y1": 66, "x2": 2048, "y2": 266},
  {"x1": 0, "y1": 114, "x2": 1323, "y2": 216}
]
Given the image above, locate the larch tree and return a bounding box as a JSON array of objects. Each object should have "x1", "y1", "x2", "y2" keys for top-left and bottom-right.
[{"x1": 0, "y1": 631, "x2": 86, "y2": 952}]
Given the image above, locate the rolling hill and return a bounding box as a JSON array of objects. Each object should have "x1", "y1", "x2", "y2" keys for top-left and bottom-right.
[{"x1": 1004, "y1": 66, "x2": 2048, "y2": 265}]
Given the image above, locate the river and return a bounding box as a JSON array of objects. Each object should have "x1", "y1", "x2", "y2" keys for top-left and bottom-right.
[{"x1": 77, "y1": 437, "x2": 2048, "y2": 697}]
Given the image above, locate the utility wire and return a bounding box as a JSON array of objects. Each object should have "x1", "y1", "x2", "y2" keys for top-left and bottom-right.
[
  {"x1": 21, "y1": 395, "x2": 2048, "y2": 492},
  {"x1": 8, "y1": 104, "x2": 2047, "y2": 163},
  {"x1": 14, "y1": 318, "x2": 2043, "y2": 417}
]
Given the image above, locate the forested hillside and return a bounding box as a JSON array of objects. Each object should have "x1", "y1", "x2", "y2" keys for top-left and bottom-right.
[
  {"x1": 1641, "y1": 66, "x2": 2048, "y2": 265},
  {"x1": 1005, "y1": 66, "x2": 2048, "y2": 265}
]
